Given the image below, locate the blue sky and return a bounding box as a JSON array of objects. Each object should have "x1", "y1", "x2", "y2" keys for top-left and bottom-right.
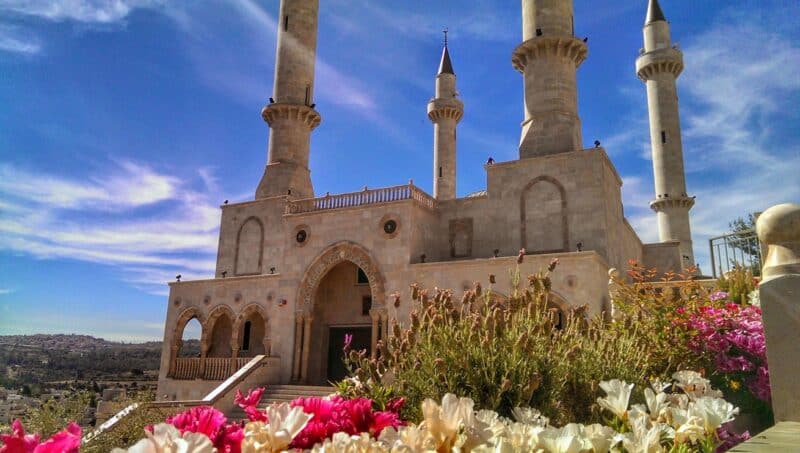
[{"x1": 0, "y1": 0, "x2": 798, "y2": 342}]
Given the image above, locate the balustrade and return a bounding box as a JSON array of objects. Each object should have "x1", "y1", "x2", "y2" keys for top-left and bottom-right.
[
  {"x1": 171, "y1": 357, "x2": 250, "y2": 381},
  {"x1": 286, "y1": 184, "x2": 436, "y2": 214}
]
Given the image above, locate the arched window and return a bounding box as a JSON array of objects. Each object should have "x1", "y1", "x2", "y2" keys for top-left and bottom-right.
[
  {"x1": 520, "y1": 177, "x2": 568, "y2": 253},
  {"x1": 235, "y1": 217, "x2": 264, "y2": 275},
  {"x1": 177, "y1": 318, "x2": 202, "y2": 357}
]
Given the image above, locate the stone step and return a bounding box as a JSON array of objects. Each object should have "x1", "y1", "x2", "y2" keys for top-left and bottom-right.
[{"x1": 226, "y1": 385, "x2": 337, "y2": 421}]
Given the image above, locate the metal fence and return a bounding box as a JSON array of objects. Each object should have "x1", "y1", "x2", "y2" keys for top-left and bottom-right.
[{"x1": 708, "y1": 229, "x2": 763, "y2": 278}]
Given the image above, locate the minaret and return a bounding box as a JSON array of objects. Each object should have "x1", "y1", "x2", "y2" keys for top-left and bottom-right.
[
  {"x1": 513, "y1": 0, "x2": 587, "y2": 158},
  {"x1": 427, "y1": 30, "x2": 463, "y2": 201},
  {"x1": 636, "y1": 0, "x2": 695, "y2": 265},
  {"x1": 256, "y1": 0, "x2": 321, "y2": 200}
]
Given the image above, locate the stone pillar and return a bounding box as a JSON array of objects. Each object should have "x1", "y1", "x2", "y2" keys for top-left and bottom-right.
[
  {"x1": 756, "y1": 203, "x2": 800, "y2": 422},
  {"x1": 199, "y1": 341, "x2": 209, "y2": 378},
  {"x1": 230, "y1": 340, "x2": 240, "y2": 374},
  {"x1": 168, "y1": 341, "x2": 182, "y2": 377},
  {"x1": 300, "y1": 315, "x2": 313, "y2": 383},
  {"x1": 256, "y1": 0, "x2": 321, "y2": 200},
  {"x1": 369, "y1": 308, "x2": 381, "y2": 359},
  {"x1": 292, "y1": 311, "x2": 304, "y2": 382},
  {"x1": 514, "y1": 0, "x2": 586, "y2": 157}
]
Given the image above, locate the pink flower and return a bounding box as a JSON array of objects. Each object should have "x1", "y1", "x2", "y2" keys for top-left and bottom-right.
[
  {"x1": 370, "y1": 411, "x2": 403, "y2": 436},
  {"x1": 710, "y1": 291, "x2": 729, "y2": 302},
  {"x1": 0, "y1": 420, "x2": 80, "y2": 453},
  {"x1": 234, "y1": 387, "x2": 265, "y2": 409},
  {"x1": 0, "y1": 420, "x2": 40, "y2": 453},
  {"x1": 166, "y1": 405, "x2": 243, "y2": 452},
  {"x1": 748, "y1": 366, "x2": 771, "y2": 403},
  {"x1": 343, "y1": 334, "x2": 353, "y2": 353},
  {"x1": 34, "y1": 423, "x2": 81, "y2": 453},
  {"x1": 385, "y1": 397, "x2": 406, "y2": 414}
]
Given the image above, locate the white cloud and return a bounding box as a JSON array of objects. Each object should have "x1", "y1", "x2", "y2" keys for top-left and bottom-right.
[
  {"x1": 0, "y1": 25, "x2": 40, "y2": 53},
  {"x1": 0, "y1": 160, "x2": 179, "y2": 210},
  {"x1": 0, "y1": 0, "x2": 164, "y2": 24},
  {"x1": 0, "y1": 288, "x2": 15, "y2": 295},
  {"x1": 0, "y1": 161, "x2": 219, "y2": 295}
]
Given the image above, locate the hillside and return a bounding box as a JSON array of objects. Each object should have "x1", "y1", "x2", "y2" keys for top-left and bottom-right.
[{"x1": 0, "y1": 334, "x2": 198, "y2": 389}]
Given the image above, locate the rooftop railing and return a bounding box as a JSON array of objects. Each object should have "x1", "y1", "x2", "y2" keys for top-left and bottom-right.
[{"x1": 285, "y1": 183, "x2": 437, "y2": 215}]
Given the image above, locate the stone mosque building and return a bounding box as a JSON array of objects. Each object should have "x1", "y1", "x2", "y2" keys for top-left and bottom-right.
[{"x1": 156, "y1": 0, "x2": 695, "y2": 399}]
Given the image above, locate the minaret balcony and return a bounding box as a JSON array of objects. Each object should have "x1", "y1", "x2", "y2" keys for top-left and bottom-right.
[
  {"x1": 261, "y1": 103, "x2": 322, "y2": 130},
  {"x1": 650, "y1": 196, "x2": 695, "y2": 212},
  {"x1": 512, "y1": 36, "x2": 588, "y2": 72},
  {"x1": 636, "y1": 47, "x2": 684, "y2": 81}
]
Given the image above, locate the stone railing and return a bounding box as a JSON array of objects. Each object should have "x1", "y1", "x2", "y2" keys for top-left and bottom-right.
[
  {"x1": 84, "y1": 355, "x2": 279, "y2": 445},
  {"x1": 171, "y1": 357, "x2": 251, "y2": 381},
  {"x1": 285, "y1": 183, "x2": 437, "y2": 215}
]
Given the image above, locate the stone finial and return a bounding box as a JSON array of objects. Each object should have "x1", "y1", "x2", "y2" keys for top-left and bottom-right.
[{"x1": 756, "y1": 203, "x2": 800, "y2": 283}]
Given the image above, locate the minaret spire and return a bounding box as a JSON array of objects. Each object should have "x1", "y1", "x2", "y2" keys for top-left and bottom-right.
[
  {"x1": 428, "y1": 31, "x2": 463, "y2": 200},
  {"x1": 636, "y1": 0, "x2": 695, "y2": 266},
  {"x1": 438, "y1": 28, "x2": 454, "y2": 75},
  {"x1": 645, "y1": 0, "x2": 667, "y2": 25}
]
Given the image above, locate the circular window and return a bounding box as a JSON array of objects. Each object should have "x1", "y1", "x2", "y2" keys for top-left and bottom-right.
[
  {"x1": 383, "y1": 220, "x2": 397, "y2": 234},
  {"x1": 296, "y1": 230, "x2": 307, "y2": 243}
]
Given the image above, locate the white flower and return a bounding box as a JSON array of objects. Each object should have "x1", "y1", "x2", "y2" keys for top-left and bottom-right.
[
  {"x1": 310, "y1": 432, "x2": 387, "y2": 453},
  {"x1": 502, "y1": 422, "x2": 545, "y2": 451},
  {"x1": 643, "y1": 388, "x2": 669, "y2": 421},
  {"x1": 671, "y1": 371, "x2": 722, "y2": 400},
  {"x1": 689, "y1": 397, "x2": 738, "y2": 433},
  {"x1": 597, "y1": 379, "x2": 634, "y2": 419},
  {"x1": 241, "y1": 404, "x2": 313, "y2": 453},
  {"x1": 111, "y1": 423, "x2": 215, "y2": 453},
  {"x1": 620, "y1": 414, "x2": 664, "y2": 453},
  {"x1": 583, "y1": 423, "x2": 618, "y2": 453},
  {"x1": 538, "y1": 425, "x2": 585, "y2": 453},
  {"x1": 378, "y1": 425, "x2": 436, "y2": 452},
  {"x1": 748, "y1": 289, "x2": 760, "y2": 307},
  {"x1": 511, "y1": 407, "x2": 549, "y2": 428},
  {"x1": 420, "y1": 393, "x2": 491, "y2": 451},
  {"x1": 673, "y1": 417, "x2": 706, "y2": 445}
]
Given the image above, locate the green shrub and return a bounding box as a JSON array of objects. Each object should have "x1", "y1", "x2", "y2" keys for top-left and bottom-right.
[{"x1": 338, "y1": 262, "x2": 667, "y2": 426}]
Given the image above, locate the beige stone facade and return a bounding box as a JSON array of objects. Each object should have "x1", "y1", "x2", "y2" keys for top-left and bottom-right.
[{"x1": 156, "y1": 0, "x2": 693, "y2": 397}]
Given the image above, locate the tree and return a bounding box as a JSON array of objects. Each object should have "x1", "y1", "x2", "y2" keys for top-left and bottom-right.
[{"x1": 728, "y1": 213, "x2": 761, "y2": 275}]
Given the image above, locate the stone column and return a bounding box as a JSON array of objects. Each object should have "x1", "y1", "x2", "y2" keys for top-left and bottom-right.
[
  {"x1": 199, "y1": 341, "x2": 209, "y2": 379},
  {"x1": 230, "y1": 340, "x2": 240, "y2": 374},
  {"x1": 756, "y1": 203, "x2": 800, "y2": 422},
  {"x1": 168, "y1": 341, "x2": 182, "y2": 377},
  {"x1": 369, "y1": 308, "x2": 381, "y2": 359},
  {"x1": 300, "y1": 315, "x2": 313, "y2": 383},
  {"x1": 292, "y1": 311, "x2": 304, "y2": 381}
]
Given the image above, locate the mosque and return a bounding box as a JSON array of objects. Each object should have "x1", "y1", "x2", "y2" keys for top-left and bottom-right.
[{"x1": 156, "y1": 0, "x2": 695, "y2": 399}]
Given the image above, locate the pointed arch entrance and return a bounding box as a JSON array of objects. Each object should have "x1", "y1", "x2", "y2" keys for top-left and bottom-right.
[{"x1": 293, "y1": 242, "x2": 388, "y2": 384}]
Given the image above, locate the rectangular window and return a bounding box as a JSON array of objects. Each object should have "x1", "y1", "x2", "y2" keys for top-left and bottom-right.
[
  {"x1": 356, "y1": 268, "x2": 369, "y2": 285},
  {"x1": 362, "y1": 296, "x2": 372, "y2": 316},
  {"x1": 305, "y1": 85, "x2": 310, "y2": 105},
  {"x1": 439, "y1": 166, "x2": 443, "y2": 178},
  {"x1": 661, "y1": 131, "x2": 667, "y2": 144},
  {"x1": 284, "y1": 16, "x2": 288, "y2": 31}
]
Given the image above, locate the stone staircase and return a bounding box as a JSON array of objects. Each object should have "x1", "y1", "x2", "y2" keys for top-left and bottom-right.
[{"x1": 228, "y1": 384, "x2": 336, "y2": 420}]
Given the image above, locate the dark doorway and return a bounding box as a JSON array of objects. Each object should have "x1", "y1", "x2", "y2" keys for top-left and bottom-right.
[{"x1": 327, "y1": 326, "x2": 371, "y2": 383}]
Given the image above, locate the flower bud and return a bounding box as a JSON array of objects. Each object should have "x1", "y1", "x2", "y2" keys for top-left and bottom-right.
[
  {"x1": 501, "y1": 378, "x2": 512, "y2": 393},
  {"x1": 517, "y1": 248, "x2": 526, "y2": 264},
  {"x1": 411, "y1": 284, "x2": 419, "y2": 300},
  {"x1": 474, "y1": 282, "x2": 482, "y2": 297},
  {"x1": 548, "y1": 258, "x2": 559, "y2": 272}
]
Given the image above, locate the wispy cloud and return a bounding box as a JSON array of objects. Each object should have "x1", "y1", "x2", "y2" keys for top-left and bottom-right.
[
  {"x1": 0, "y1": 0, "x2": 164, "y2": 23},
  {"x1": 0, "y1": 160, "x2": 219, "y2": 295},
  {"x1": 0, "y1": 288, "x2": 15, "y2": 295},
  {"x1": 0, "y1": 23, "x2": 41, "y2": 54}
]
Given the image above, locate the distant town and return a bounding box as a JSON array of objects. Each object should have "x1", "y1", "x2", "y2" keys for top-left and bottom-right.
[{"x1": 0, "y1": 334, "x2": 198, "y2": 427}]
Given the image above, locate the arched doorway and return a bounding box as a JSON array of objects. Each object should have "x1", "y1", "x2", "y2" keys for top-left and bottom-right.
[
  {"x1": 169, "y1": 308, "x2": 205, "y2": 379},
  {"x1": 294, "y1": 242, "x2": 387, "y2": 384}
]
